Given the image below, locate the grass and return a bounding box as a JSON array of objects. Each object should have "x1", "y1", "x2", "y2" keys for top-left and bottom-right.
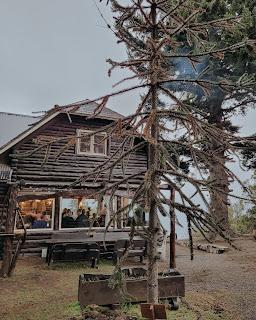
[
  {"x1": 0, "y1": 257, "x2": 234, "y2": 320},
  {"x1": 81, "y1": 300, "x2": 232, "y2": 320},
  {"x1": 122, "y1": 300, "x2": 232, "y2": 320}
]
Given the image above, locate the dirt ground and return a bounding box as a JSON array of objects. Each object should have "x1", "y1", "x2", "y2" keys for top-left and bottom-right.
[
  {"x1": 0, "y1": 238, "x2": 255, "y2": 320},
  {"x1": 172, "y1": 238, "x2": 256, "y2": 320}
]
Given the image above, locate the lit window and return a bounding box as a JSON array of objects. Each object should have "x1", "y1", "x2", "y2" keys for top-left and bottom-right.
[
  {"x1": 76, "y1": 130, "x2": 107, "y2": 155},
  {"x1": 16, "y1": 199, "x2": 54, "y2": 230},
  {"x1": 60, "y1": 197, "x2": 106, "y2": 229}
]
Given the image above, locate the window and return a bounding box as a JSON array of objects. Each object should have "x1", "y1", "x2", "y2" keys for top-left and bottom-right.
[
  {"x1": 120, "y1": 198, "x2": 148, "y2": 228},
  {"x1": 60, "y1": 197, "x2": 106, "y2": 229},
  {"x1": 59, "y1": 196, "x2": 147, "y2": 230},
  {"x1": 16, "y1": 198, "x2": 54, "y2": 230},
  {"x1": 76, "y1": 130, "x2": 107, "y2": 155}
]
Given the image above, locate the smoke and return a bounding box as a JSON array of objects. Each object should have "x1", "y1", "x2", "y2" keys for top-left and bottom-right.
[{"x1": 165, "y1": 47, "x2": 225, "y2": 104}]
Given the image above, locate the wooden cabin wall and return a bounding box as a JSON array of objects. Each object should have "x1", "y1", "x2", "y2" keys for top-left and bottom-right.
[
  {"x1": 9, "y1": 114, "x2": 148, "y2": 189},
  {"x1": 0, "y1": 183, "x2": 9, "y2": 233}
]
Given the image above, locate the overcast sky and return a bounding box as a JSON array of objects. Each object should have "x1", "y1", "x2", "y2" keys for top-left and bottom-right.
[
  {"x1": 0, "y1": 0, "x2": 254, "y2": 128},
  {"x1": 1, "y1": 1, "x2": 255, "y2": 237},
  {"x1": 0, "y1": 0, "x2": 140, "y2": 116},
  {"x1": 1, "y1": 0, "x2": 255, "y2": 169}
]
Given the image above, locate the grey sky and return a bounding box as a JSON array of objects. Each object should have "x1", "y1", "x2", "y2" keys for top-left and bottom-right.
[
  {"x1": 0, "y1": 1, "x2": 254, "y2": 131},
  {"x1": 0, "y1": 0, "x2": 138, "y2": 115},
  {"x1": 0, "y1": 1, "x2": 255, "y2": 238},
  {"x1": 1, "y1": 1, "x2": 255, "y2": 172}
]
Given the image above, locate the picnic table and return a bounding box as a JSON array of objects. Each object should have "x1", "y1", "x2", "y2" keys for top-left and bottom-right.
[
  {"x1": 45, "y1": 237, "x2": 100, "y2": 267},
  {"x1": 44, "y1": 232, "x2": 144, "y2": 266}
]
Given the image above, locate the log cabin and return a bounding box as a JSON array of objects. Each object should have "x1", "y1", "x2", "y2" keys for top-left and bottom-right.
[{"x1": 0, "y1": 103, "x2": 148, "y2": 255}]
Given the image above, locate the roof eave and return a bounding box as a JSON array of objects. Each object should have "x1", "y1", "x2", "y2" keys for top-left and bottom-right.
[
  {"x1": 0, "y1": 111, "x2": 60, "y2": 155},
  {"x1": 69, "y1": 111, "x2": 123, "y2": 121},
  {"x1": 0, "y1": 108, "x2": 124, "y2": 156}
]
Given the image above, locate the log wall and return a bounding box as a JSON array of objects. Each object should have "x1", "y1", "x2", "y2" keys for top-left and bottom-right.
[
  {"x1": 0, "y1": 114, "x2": 148, "y2": 254},
  {"x1": 0, "y1": 183, "x2": 10, "y2": 233},
  {"x1": 10, "y1": 114, "x2": 148, "y2": 189}
]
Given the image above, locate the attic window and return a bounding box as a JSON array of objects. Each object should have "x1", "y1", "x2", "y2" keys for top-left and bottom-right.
[{"x1": 76, "y1": 129, "x2": 107, "y2": 156}]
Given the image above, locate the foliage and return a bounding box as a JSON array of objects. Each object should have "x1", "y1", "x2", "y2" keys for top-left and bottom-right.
[
  {"x1": 162, "y1": 0, "x2": 256, "y2": 229},
  {"x1": 229, "y1": 205, "x2": 256, "y2": 233},
  {"x1": 239, "y1": 134, "x2": 256, "y2": 169},
  {"x1": 229, "y1": 171, "x2": 256, "y2": 233},
  {"x1": 229, "y1": 200, "x2": 255, "y2": 233}
]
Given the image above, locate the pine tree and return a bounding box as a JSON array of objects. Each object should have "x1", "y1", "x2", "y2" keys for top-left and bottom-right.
[
  {"x1": 95, "y1": 0, "x2": 255, "y2": 302},
  {"x1": 26, "y1": 0, "x2": 254, "y2": 301},
  {"x1": 164, "y1": 0, "x2": 256, "y2": 233}
]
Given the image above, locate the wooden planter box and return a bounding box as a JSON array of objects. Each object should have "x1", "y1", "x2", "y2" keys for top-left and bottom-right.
[{"x1": 78, "y1": 268, "x2": 185, "y2": 307}]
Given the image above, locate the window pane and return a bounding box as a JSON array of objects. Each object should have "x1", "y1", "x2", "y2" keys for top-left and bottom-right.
[
  {"x1": 60, "y1": 197, "x2": 104, "y2": 228},
  {"x1": 94, "y1": 144, "x2": 105, "y2": 154},
  {"x1": 17, "y1": 199, "x2": 54, "y2": 230},
  {"x1": 79, "y1": 135, "x2": 91, "y2": 153},
  {"x1": 80, "y1": 198, "x2": 101, "y2": 227},
  {"x1": 94, "y1": 134, "x2": 106, "y2": 154},
  {"x1": 94, "y1": 134, "x2": 105, "y2": 144},
  {"x1": 61, "y1": 198, "x2": 78, "y2": 228}
]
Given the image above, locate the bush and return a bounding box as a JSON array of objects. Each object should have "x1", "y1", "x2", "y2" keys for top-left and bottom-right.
[{"x1": 229, "y1": 204, "x2": 256, "y2": 234}]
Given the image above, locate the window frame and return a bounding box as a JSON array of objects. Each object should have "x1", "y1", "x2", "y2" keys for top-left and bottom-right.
[
  {"x1": 76, "y1": 129, "x2": 108, "y2": 156},
  {"x1": 59, "y1": 196, "x2": 109, "y2": 231},
  {"x1": 15, "y1": 198, "x2": 55, "y2": 233}
]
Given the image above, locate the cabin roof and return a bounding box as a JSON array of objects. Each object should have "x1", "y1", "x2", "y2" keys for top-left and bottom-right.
[
  {"x1": 0, "y1": 102, "x2": 124, "y2": 155},
  {"x1": 0, "y1": 112, "x2": 39, "y2": 148},
  {"x1": 66, "y1": 102, "x2": 124, "y2": 120}
]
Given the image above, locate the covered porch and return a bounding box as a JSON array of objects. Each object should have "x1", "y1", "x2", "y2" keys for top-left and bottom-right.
[
  {"x1": 16, "y1": 188, "x2": 148, "y2": 232},
  {"x1": 14, "y1": 187, "x2": 149, "y2": 256}
]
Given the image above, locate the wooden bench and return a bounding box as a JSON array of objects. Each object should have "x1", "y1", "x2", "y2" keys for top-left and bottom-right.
[
  {"x1": 113, "y1": 239, "x2": 147, "y2": 263},
  {"x1": 46, "y1": 232, "x2": 99, "y2": 267}
]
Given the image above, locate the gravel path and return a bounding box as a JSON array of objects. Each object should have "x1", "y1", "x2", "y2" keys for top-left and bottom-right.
[{"x1": 170, "y1": 238, "x2": 256, "y2": 320}]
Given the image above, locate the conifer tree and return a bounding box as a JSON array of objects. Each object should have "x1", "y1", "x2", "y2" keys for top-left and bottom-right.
[
  {"x1": 164, "y1": 0, "x2": 256, "y2": 232},
  {"x1": 95, "y1": 0, "x2": 255, "y2": 302},
  {"x1": 22, "y1": 0, "x2": 254, "y2": 302}
]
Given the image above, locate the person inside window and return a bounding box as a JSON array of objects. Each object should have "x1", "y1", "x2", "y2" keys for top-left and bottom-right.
[
  {"x1": 22, "y1": 210, "x2": 37, "y2": 229},
  {"x1": 76, "y1": 208, "x2": 90, "y2": 227},
  {"x1": 134, "y1": 206, "x2": 146, "y2": 226},
  {"x1": 61, "y1": 208, "x2": 75, "y2": 228},
  {"x1": 31, "y1": 212, "x2": 48, "y2": 229},
  {"x1": 98, "y1": 204, "x2": 107, "y2": 227},
  {"x1": 92, "y1": 212, "x2": 100, "y2": 227}
]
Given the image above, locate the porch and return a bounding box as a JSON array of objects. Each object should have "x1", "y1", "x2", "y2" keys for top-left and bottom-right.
[{"x1": 15, "y1": 188, "x2": 148, "y2": 240}]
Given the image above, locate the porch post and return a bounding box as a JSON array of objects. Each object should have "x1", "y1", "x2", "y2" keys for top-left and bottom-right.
[
  {"x1": 116, "y1": 196, "x2": 122, "y2": 229},
  {"x1": 169, "y1": 187, "x2": 176, "y2": 269},
  {"x1": 54, "y1": 196, "x2": 60, "y2": 231},
  {"x1": 0, "y1": 185, "x2": 17, "y2": 277}
]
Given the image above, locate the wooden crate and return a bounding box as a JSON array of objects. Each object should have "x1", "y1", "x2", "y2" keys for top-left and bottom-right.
[{"x1": 78, "y1": 269, "x2": 185, "y2": 307}]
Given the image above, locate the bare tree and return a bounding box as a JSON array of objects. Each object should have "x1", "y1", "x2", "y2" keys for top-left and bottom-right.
[
  {"x1": 7, "y1": 0, "x2": 255, "y2": 303},
  {"x1": 86, "y1": 0, "x2": 254, "y2": 303}
]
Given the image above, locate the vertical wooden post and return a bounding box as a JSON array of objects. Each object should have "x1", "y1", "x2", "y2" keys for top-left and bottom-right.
[
  {"x1": 0, "y1": 185, "x2": 17, "y2": 278},
  {"x1": 116, "y1": 196, "x2": 122, "y2": 229},
  {"x1": 54, "y1": 196, "x2": 60, "y2": 231},
  {"x1": 169, "y1": 187, "x2": 176, "y2": 269}
]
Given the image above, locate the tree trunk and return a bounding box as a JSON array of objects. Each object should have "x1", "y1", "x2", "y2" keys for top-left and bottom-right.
[
  {"x1": 209, "y1": 147, "x2": 229, "y2": 228},
  {"x1": 147, "y1": 76, "x2": 159, "y2": 304},
  {"x1": 147, "y1": 2, "x2": 159, "y2": 304},
  {"x1": 1, "y1": 237, "x2": 14, "y2": 277},
  {"x1": 208, "y1": 104, "x2": 230, "y2": 237},
  {"x1": 0, "y1": 186, "x2": 17, "y2": 278}
]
